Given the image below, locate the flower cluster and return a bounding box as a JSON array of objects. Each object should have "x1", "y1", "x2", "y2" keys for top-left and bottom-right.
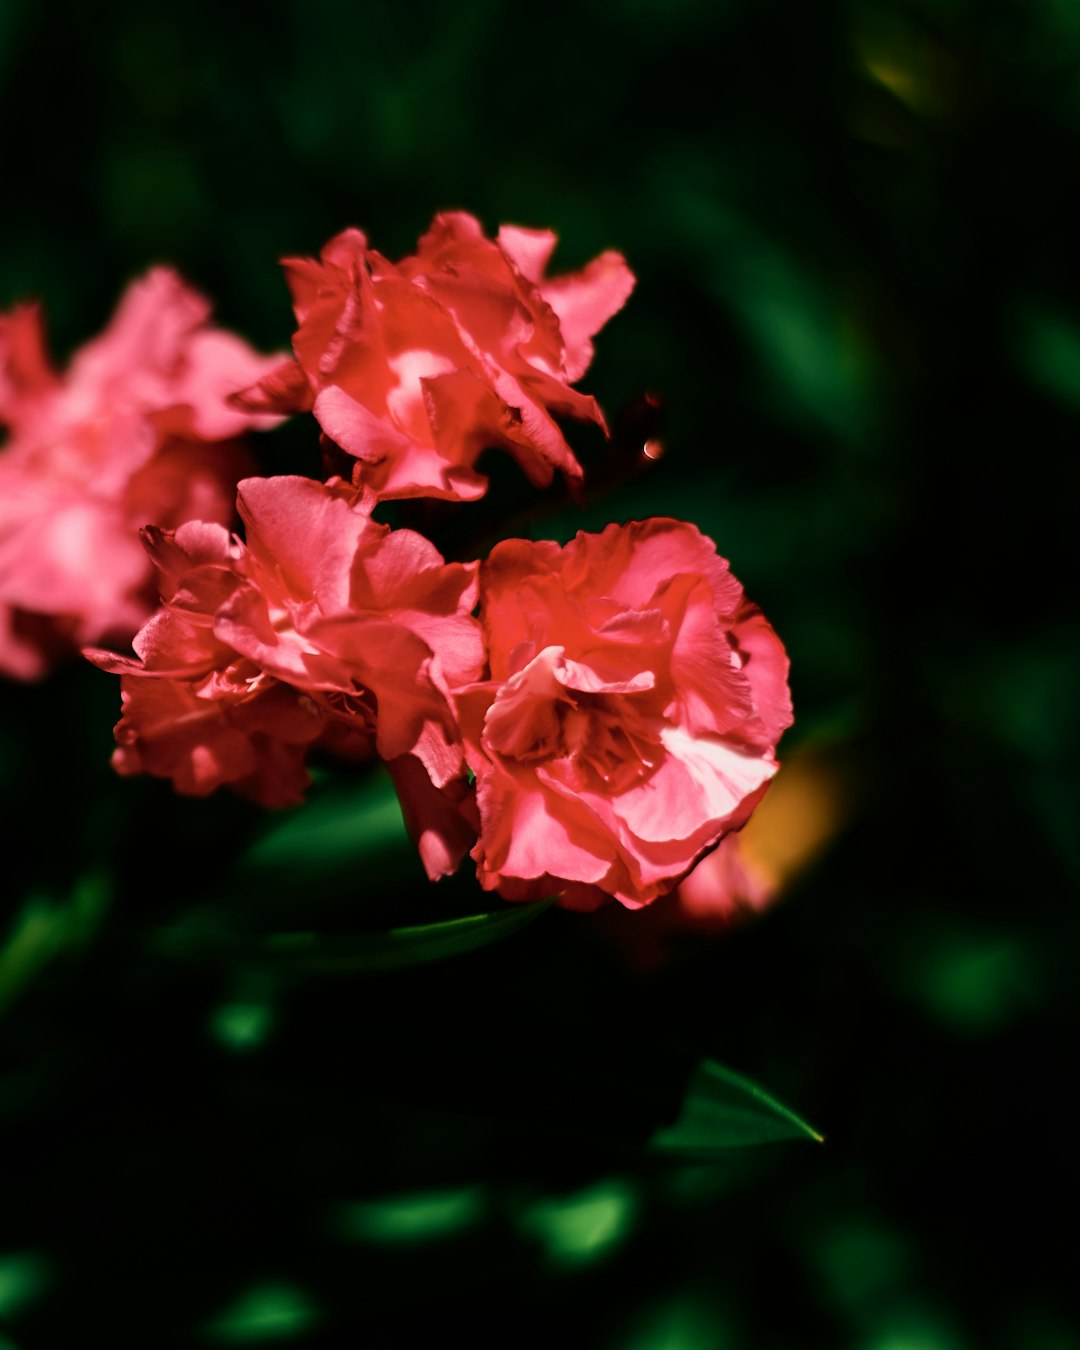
[
  {"x1": 69, "y1": 213, "x2": 791, "y2": 910},
  {"x1": 88, "y1": 475, "x2": 484, "y2": 878},
  {"x1": 0, "y1": 270, "x2": 280, "y2": 678}
]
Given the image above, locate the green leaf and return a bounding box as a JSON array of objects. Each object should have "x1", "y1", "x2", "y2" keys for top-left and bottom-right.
[
  {"x1": 517, "y1": 1178, "x2": 639, "y2": 1268},
  {"x1": 1013, "y1": 300, "x2": 1080, "y2": 410},
  {"x1": 239, "y1": 770, "x2": 409, "y2": 877},
  {"x1": 201, "y1": 1281, "x2": 319, "y2": 1343},
  {"x1": 650, "y1": 1059, "x2": 823, "y2": 1154},
  {"x1": 0, "y1": 873, "x2": 111, "y2": 1017},
  {"x1": 260, "y1": 898, "x2": 554, "y2": 974},
  {"x1": 0, "y1": 1250, "x2": 50, "y2": 1319},
  {"x1": 334, "y1": 1186, "x2": 486, "y2": 1245}
]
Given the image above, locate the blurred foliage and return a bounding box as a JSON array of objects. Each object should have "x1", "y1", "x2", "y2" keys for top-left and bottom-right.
[{"x1": 2, "y1": 0, "x2": 1079, "y2": 1346}]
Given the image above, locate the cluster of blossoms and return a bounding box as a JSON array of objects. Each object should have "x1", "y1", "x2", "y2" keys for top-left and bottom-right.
[
  {"x1": 5, "y1": 212, "x2": 792, "y2": 912},
  {"x1": 0, "y1": 271, "x2": 280, "y2": 678}
]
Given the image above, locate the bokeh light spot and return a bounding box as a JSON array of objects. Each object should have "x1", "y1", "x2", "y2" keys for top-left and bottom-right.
[
  {"x1": 617, "y1": 1291, "x2": 734, "y2": 1350},
  {"x1": 201, "y1": 1281, "x2": 319, "y2": 1344},
  {"x1": 518, "y1": 1178, "x2": 637, "y2": 1267},
  {"x1": 0, "y1": 1250, "x2": 49, "y2": 1320},
  {"x1": 334, "y1": 1187, "x2": 485, "y2": 1245},
  {"x1": 209, "y1": 1002, "x2": 274, "y2": 1053}
]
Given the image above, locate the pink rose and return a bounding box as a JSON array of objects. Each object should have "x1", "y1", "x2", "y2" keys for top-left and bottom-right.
[
  {"x1": 450, "y1": 520, "x2": 793, "y2": 909},
  {"x1": 88, "y1": 476, "x2": 485, "y2": 855},
  {"x1": 0, "y1": 270, "x2": 282, "y2": 679},
  {"x1": 238, "y1": 213, "x2": 634, "y2": 502}
]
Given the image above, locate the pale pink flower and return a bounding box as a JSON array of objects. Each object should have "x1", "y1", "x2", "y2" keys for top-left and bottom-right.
[{"x1": 0, "y1": 270, "x2": 282, "y2": 679}]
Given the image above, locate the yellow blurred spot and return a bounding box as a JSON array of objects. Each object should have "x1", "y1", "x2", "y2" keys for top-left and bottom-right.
[
  {"x1": 856, "y1": 17, "x2": 955, "y2": 121},
  {"x1": 864, "y1": 62, "x2": 922, "y2": 108},
  {"x1": 737, "y1": 746, "x2": 851, "y2": 893}
]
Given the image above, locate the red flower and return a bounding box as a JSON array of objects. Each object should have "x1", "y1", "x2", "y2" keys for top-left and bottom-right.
[
  {"x1": 88, "y1": 476, "x2": 485, "y2": 854},
  {"x1": 87, "y1": 516, "x2": 331, "y2": 807},
  {"x1": 450, "y1": 520, "x2": 793, "y2": 908},
  {"x1": 239, "y1": 213, "x2": 634, "y2": 502},
  {"x1": 0, "y1": 271, "x2": 282, "y2": 679}
]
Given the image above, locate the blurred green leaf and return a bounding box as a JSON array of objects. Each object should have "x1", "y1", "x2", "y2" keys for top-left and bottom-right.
[
  {"x1": 0, "y1": 873, "x2": 111, "y2": 1016},
  {"x1": 0, "y1": 1250, "x2": 49, "y2": 1319},
  {"x1": 811, "y1": 1215, "x2": 913, "y2": 1315},
  {"x1": 201, "y1": 1281, "x2": 318, "y2": 1344},
  {"x1": 650, "y1": 1059, "x2": 822, "y2": 1154},
  {"x1": 518, "y1": 1178, "x2": 639, "y2": 1268},
  {"x1": 856, "y1": 1305, "x2": 967, "y2": 1350},
  {"x1": 240, "y1": 769, "x2": 409, "y2": 877},
  {"x1": 260, "y1": 898, "x2": 553, "y2": 973},
  {"x1": 0, "y1": 902, "x2": 66, "y2": 1016},
  {"x1": 905, "y1": 930, "x2": 1039, "y2": 1035},
  {"x1": 334, "y1": 1187, "x2": 486, "y2": 1245},
  {"x1": 656, "y1": 181, "x2": 876, "y2": 444},
  {"x1": 1013, "y1": 301, "x2": 1080, "y2": 409},
  {"x1": 209, "y1": 1000, "x2": 275, "y2": 1053},
  {"x1": 724, "y1": 250, "x2": 874, "y2": 444},
  {"x1": 661, "y1": 1156, "x2": 772, "y2": 1207},
  {"x1": 616, "y1": 1289, "x2": 735, "y2": 1350}
]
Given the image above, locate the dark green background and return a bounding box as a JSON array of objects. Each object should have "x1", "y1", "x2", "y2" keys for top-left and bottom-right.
[{"x1": 1, "y1": 1, "x2": 1077, "y2": 1346}]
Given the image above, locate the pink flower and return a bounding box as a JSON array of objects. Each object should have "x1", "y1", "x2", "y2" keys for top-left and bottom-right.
[
  {"x1": 585, "y1": 833, "x2": 777, "y2": 974},
  {"x1": 238, "y1": 213, "x2": 634, "y2": 502},
  {"x1": 87, "y1": 516, "x2": 331, "y2": 807},
  {"x1": 88, "y1": 476, "x2": 485, "y2": 850},
  {"x1": 671, "y1": 832, "x2": 775, "y2": 923},
  {"x1": 0, "y1": 270, "x2": 282, "y2": 679},
  {"x1": 451, "y1": 520, "x2": 793, "y2": 909}
]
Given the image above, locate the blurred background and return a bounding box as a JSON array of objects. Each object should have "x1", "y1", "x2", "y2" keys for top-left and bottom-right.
[{"x1": 1, "y1": 0, "x2": 1078, "y2": 1345}]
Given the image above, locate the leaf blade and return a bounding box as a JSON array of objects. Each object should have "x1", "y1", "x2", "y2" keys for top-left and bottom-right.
[
  {"x1": 650, "y1": 1058, "x2": 823, "y2": 1154},
  {"x1": 260, "y1": 898, "x2": 554, "y2": 974},
  {"x1": 240, "y1": 770, "x2": 410, "y2": 877}
]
